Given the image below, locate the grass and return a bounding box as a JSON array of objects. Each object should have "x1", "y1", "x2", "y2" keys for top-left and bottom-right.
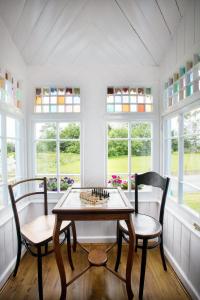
[{"x1": 184, "y1": 193, "x2": 200, "y2": 213}]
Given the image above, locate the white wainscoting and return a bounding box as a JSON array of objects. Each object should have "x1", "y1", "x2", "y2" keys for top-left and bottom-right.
[{"x1": 163, "y1": 206, "x2": 200, "y2": 300}]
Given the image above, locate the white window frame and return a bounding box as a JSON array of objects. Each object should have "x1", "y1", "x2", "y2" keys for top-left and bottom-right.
[
  {"x1": 32, "y1": 119, "x2": 82, "y2": 193},
  {"x1": 106, "y1": 120, "x2": 154, "y2": 192},
  {"x1": 0, "y1": 110, "x2": 24, "y2": 210},
  {"x1": 163, "y1": 101, "x2": 200, "y2": 217}
]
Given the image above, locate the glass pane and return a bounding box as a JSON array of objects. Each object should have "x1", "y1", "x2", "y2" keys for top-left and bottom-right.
[
  {"x1": 183, "y1": 184, "x2": 200, "y2": 213},
  {"x1": 108, "y1": 122, "x2": 128, "y2": 138},
  {"x1": 36, "y1": 141, "x2": 56, "y2": 174},
  {"x1": 73, "y1": 105, "x2": 80, "y2": 113},
  {"x1": 115, "y1": 104, "x2": 122, "y2": 112},
  {"x1": 7, "y1": 139, "x2": 16, "y2": 182},
  {"x1": 0, "y1": 186, "x2": 3, "y2": 208},
  {"x1": 59, "y1": 123, "x2": 80, "y2": 139},
  {"x1": 60, "y1": 175, "x2": 80, "y2": 191},
  {"x1": 6, "y1": 117, "x2": 16, "y2": 138},
  {"x1": 74, "y1": 96, "x2": 80, "y2": 104},
  {"x1": 184, "y1": 107, "x2": 200, "y2": 135},
  {"x1": 107, "y1": 174, "x2": 128, "y2": 190},
  {"x1": 170, "y1": 117, "x2": 179, "y2": 137},
  {"x1": 170, "y1": 138, "x2": 179, "y2": 176},
  {"x1": 35, "y1": 123, "x2": 56, "y2": 139},
  {"x1": 60, "y1": 141, "x2": 80, "y2": 174},
  {"x1": 107, "y1": 104, "x2": 114, "y2": 112},
  {"x1": 108, "y1": 140, "x2": 128, "y2": 173},
  {"x1": 131, "y1": 123, "x2": 151, "y2": 138},
  {"x1": 131, "y1": 140, "x2": 151, "y2": 173},
  {"x1": 184, "y1": 137, "x2": 200, "y2": 185},
  {"x1": 107, "y1": 95, "x2": 114, "y2": 103},
  {"x1": 169, "y1": 178, "x2": 178, "y2": 199}
]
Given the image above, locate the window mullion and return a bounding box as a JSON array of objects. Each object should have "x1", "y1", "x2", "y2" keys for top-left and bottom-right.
[
  {"x1": 56, "y1": 123, "x2": 60, "y2": 192},
  {"x1": 178, "y1": 114, "x2": 184, "y2": 204}
]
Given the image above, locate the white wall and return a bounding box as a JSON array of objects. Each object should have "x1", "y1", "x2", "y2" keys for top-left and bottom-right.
[{"x1": 160, "y1": 1, "x2": 200, "y2": 299}]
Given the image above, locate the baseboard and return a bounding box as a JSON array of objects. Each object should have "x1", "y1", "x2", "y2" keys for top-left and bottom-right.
[
  {"x1": 0, "y1": 247, "x2": 26, "y2": 290},
  {"x1": 164, "y1": 247, "x2": 199, "y2": 300}
]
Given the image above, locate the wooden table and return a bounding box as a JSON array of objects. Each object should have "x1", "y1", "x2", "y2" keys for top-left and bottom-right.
[{"x1": 52, "y1": 187, "x2": 135, "y2": 300}]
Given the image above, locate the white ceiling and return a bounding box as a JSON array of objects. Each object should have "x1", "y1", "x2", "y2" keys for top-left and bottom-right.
[{"x1": 0, "y1": 0, "x2": 184, "y2": 67}]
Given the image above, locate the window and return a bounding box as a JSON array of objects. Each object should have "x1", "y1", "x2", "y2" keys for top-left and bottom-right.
[
  {"x1": 0, "y1": 115, "x2": 23, "y2": 209},
  {"x1": 34, "y1": 122, "x2": 81, "y2": 192},
  {"x1": 0, "y1": 70, "x2": 22, "y2": 109},
  {"x1": 107, "y1": 87, "x2": 153, "y2": 113},
  {"x1": 107, "y1": 122, "x2": 152, "y2": 191},
  {"x1": 164, "y1": 106, "x2": 200, "y2": 214},
  {"x1": 34, "y1": 87, "x2": 80, "y2": 113}
]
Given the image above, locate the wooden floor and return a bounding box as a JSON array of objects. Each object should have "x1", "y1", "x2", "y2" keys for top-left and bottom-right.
[{"x1": 0, "y1": 244, "x2": 190, "y2": 300}]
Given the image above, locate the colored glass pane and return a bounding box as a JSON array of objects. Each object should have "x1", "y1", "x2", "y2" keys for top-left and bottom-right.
[
  {"x1": 57, "y1": 96, "x2": 65, "y2": 105},
  {"x1": 107, "y1": 87, "x2": 114, "y2": 94},
  {"x1": 58, "y1": 105, "x2": 65, "y2": 112},
  {"x1": 66, "y1": 96, "x2": 72, "y2": 103},
  {"x1": 145, "y1": 88, "x2": 151, "y2": 94},
  {"x1": 146, "y1": 95, "x2": 152, "y2": 103},
  {"x1": 137, "y1": 104, "x2": 145, "y2": 112},
  {"x1": 138, "y1": 95, "x2": 145, "y2": 103},
  {"x1": 17, "y1": 100, "x2": 21, "y2": 109},
  {"x1": 66, "y1": 88, "x2": 72, "y2": 95},
  {"x1": 43, "y1": 105, "x2": 49, "y2": 113},
  {"x1": 50, "y1": 97, "x2": 57, "y2": 104},
  {"x1": 122, "y1": 104, "x2": 130, "y2": 112},
  {"x1": 122, "y1": 95, "x2": 129, "y2": 103},
  {"x1": 66, "y1": 105, "x2": 73, "y2": 112},
  {"x1": 145, "y1": 104, "x2": 152, "y2": 112},
  {"x1": 138, "y1": 88, "x2": 144, "y2": 94},
  {"x1": 74, "y1": 96, "x2": 80, "y2": 104},
  {"x1": 115, "y1": 104, "x2": 122, "y2": 112},
  {"x1": 35, "y1": 96, "x2": 42, "y2": 105},
  {"x1": 115, "y1": 88, "x2": 122, "y2": 94},
  {"x1": 43, "y1": 96, "x2": 49, "y2": 104},
  {"x1": 130, "y1": 88, "x2": 137, "y2": 94},
  {"x1": 74, "y1": 105, "x2": 80, "y2": 113},
  {"x1": 107, "y1": 104, "x2": 114, "y2": 112},
  {"x1": 58, "y1": 88, "x2": 65, "y2": 95},
  {"x1": 43, "y1": 88, "x2": 49, "y2": 96},
  {"x1": 35, "y1": 105, "x2": 42, "y2": 113},
  {"x1": 36, "y1": 88, "x2": 42, "y2": 95},
  {"x1": 130, "y1": 95, "x2": 137, "y2": 103},
  {"x1": 122, "y1": 87, "x2": 129, "y2": 94},
  {"x1": 115, "y1": 96, "x2": 121, "y2": 103},
  {"x1": 74, "y1": 88, "x2": 80, "y2": 95},
  {"x1": 50, "y1": 105, "x2": 57, "y2": 112},
  {"x1": 130, "y1": 104, "x2": 137, "y2": 112},
  {"x1": 107, "y1": 95, "x2": 114, "y2": 103},
  {"x1": 50, "y1": 88, "x2": 57, "y2": 95}
]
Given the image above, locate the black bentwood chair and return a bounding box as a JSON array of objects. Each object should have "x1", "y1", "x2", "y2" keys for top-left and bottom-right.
[
  {"x1": 8, "y1": 177, "x2": 77, "y2": 300},
  {"x1": 115, "y1": 171, "x2": 170, "y2": 299}
]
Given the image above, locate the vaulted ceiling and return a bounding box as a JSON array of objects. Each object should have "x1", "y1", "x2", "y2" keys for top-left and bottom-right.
[{"x1": 0, "y1": 0, "x2": 184, "y2": 67}]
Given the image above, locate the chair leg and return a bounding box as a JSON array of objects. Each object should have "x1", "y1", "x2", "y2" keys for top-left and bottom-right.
[
  {"x1": 139, "y1": 239, "x2": 148, "y2": 300},
  {"x1": 115, "y1": 221, "x2": 123, "y2": 272},
  {"x1": 67, "y1": 228, "x2": 74, "y2": 270},
  {"x1": 13, "y1": 237, "x2": 22, "y2": 277},
  {"x1": 135, "y1": 237, "x2": 138, "y2": 252},
  {"x1": 160, "y1": 234, "x2": 167, "y2": 271},
  {"x1": 71, "y1": 221, "x2": 77, "y2": 252},
  {"x1": 37, "y1": 246, "x2": 43, "y2": 300}
]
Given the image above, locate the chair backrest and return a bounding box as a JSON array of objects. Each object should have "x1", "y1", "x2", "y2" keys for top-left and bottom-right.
[
  {"x1": 135, "y1": 172, "x2": 170, "y2": 225},
  {"x1": 8, "y1": 177, "x2": 47, "y2": 241}
]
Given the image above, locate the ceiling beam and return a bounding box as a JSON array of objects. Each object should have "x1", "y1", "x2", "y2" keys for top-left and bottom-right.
[
  {"x1": 154, "y1": 0, "x2": 173, "y2": 37},
  {"x1": 113, "y1": 0, "x2": 159, "y2": 66}
]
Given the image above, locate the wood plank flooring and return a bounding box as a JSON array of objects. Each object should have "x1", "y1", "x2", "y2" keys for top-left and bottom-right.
[{"x1": 0, "y1": 244, "x2": 190, "y2": 300}]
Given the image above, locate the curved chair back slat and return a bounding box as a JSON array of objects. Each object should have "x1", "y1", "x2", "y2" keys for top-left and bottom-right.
[
  {"x1": 135, "y1": 171, "x2": 170, "y2": 225},
  {"x1": 8, "y1": 177, "x2": 48, "y2": 239}
]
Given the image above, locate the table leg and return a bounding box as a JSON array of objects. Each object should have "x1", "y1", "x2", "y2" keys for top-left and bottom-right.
[
  {"x1": 125, "y1": 215, "x2": 135, "y2": 300},
  {"x1": 53, "y1": 216, "x2": 66, "y2": 300}
]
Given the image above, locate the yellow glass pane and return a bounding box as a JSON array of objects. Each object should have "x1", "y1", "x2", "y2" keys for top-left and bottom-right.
[
  {"x1": 0, "y1": 77, "x2": 5, "y2": 88},
  {"x1": 35, "y1": 96, "x2": 42, "y2": 105},
  {"x1": 57, "y1": 96, "x2": 65, "y2": 104},
  {"x1": 122, "y1": 104, "x2": 130, "y2": 112},
  {"x1": 17, "y1": 100, "x2": 21, "y2": 109},
  {"x1": 145, "y1": 104, "x2": 152, "y2": 112}
]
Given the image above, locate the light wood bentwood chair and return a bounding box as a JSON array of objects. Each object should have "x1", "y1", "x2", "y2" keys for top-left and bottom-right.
[
  {"x1": 8, "y1": 177, "x2": 77, "y2": 300},
  {"x1": 115, "y1": 172, "x2": 170, "y2": 299}
]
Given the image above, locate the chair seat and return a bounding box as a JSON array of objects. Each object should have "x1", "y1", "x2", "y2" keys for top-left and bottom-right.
[
  {"x1": 119, "y1": 213, "x2": 162, "y2": 239},
  {"x1": 21, "y1": 215, "x2": 71, "y2": 245}
]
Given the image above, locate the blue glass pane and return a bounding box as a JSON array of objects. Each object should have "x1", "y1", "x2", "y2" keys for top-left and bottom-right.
[{"x1": 107, "y1": 104, "x2": 114, "y2": 112}]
